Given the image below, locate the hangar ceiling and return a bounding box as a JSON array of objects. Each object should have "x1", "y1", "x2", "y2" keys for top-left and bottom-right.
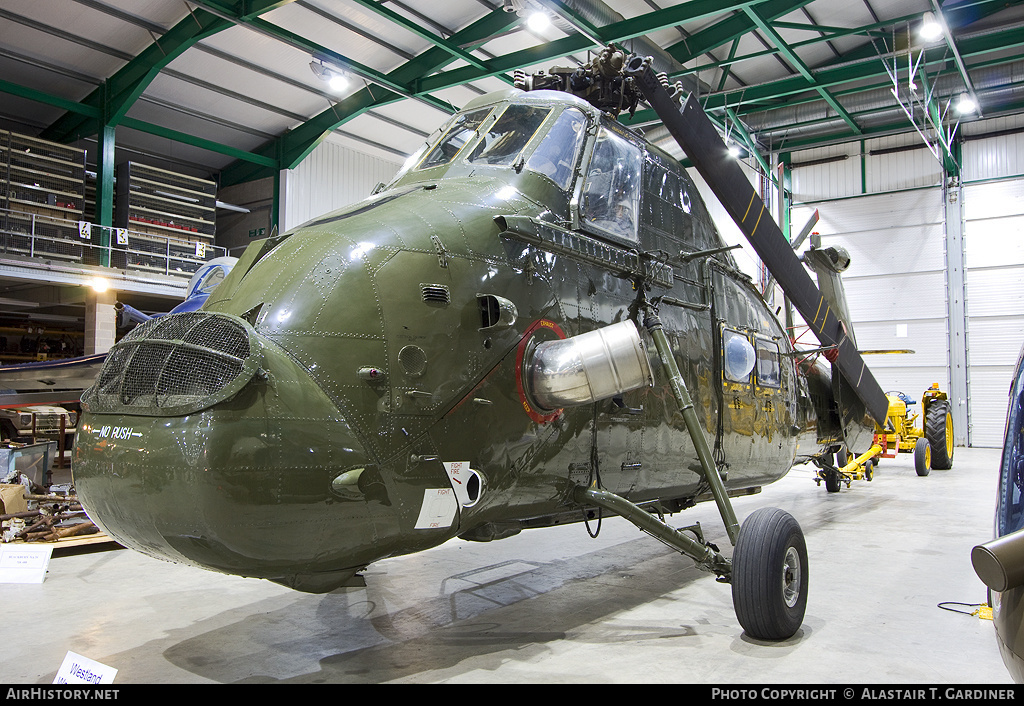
[{"x1": 1, "y1": 0, "x2": 1023, "y2": 185}]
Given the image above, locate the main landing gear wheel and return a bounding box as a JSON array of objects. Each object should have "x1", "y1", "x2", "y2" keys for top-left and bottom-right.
[
  {"x1": 926, "y1": 400, "x2": 954, "y2": 470},
  {"x1": 731, "y1": 507, "x2": 808, "y2": 641}
]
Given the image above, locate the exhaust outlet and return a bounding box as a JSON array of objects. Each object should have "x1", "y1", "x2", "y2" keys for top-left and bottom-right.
[{"x1": 528, "y1": 320, "x2": 653, "y2": 410}]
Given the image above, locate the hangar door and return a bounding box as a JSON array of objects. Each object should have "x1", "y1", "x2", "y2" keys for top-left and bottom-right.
[
  {"x1": 964, "y1": 178, "x2": 1024, "y2": 447},
  {"x1": 791, "y1": 187, "x2": 950, "y2": 412}
]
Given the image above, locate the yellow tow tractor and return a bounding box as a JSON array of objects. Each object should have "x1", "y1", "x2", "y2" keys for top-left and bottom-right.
[
  {"x1": 816, "y1": 383, "x2": 954, "y2": 492},
  {"x1": 873, "y1": 384, "x2": 955, "y2": 476}
]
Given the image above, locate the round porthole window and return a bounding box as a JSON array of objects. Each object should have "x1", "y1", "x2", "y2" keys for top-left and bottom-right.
[{"x1": 723, "y1": 330, "x2": 756, "y2": 383}]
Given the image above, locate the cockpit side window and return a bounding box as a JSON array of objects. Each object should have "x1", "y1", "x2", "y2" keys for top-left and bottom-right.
[
  {"x1": 468, "y1": 105, "x2": 551, "y2": 166},
  {"x1": 525, "y1": 107, "x2": 587, "y2": 190},
  {"x1": 417, "y1": 108, "x2": 491, "y2": 170},
  {"x1": 580, "y1": 127, "x2": 643, "y2": 242}
]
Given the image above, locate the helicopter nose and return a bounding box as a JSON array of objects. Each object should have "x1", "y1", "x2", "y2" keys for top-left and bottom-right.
[{"x1": 73, "y1": 311, "x2": 385, "y2": 590}]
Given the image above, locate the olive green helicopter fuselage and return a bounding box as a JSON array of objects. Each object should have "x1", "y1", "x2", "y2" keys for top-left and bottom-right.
[{"x1": 73, "y1": 87, "x2": 870, "y2": 594}]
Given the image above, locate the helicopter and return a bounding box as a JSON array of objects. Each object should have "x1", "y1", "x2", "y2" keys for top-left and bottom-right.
[{"x1": 71, "y1": 48, "x2": 889, "y2": 642}]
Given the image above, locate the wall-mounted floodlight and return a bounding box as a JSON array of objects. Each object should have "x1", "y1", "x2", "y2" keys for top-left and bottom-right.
[
  {"x1": 310, "y1": 60, "x2": 349, "y2": 93},
  {"x1": 956, "y1": 93, "x2": 977, "y2": 114},
  {"x1": 919, "y1": 11, "x2": 943, "y2": 41},
  {"x1": 90, "y1": 277, "x2": 110, "y2": 293}
]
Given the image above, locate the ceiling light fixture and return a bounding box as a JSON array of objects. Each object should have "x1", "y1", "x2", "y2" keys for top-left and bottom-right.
[
  {"x1": 310, "y1": 60, "x2": 349, "y2": 93},
  {"x1": 527, "y1": 10, "x2": 550, "y2": 32},
  {"x1": 956, "y1": 92, "x2": 977, "y2": 115},
  {"x1": 919, "y1": 11, "x2": 943, "y2": 41}
]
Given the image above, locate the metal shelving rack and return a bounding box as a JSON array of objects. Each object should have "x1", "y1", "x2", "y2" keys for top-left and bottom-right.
[
  {"x1": 116, "y1": 161, "x2": 216, "y2": 245},
  {"x1": 0, "y1": 130, "x2": 87, "y2": 260}
]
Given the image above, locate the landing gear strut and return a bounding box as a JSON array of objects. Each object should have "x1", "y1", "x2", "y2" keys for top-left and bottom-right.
[{"x1": 573, "y1": 306, "x2": 807, "y2": 641}]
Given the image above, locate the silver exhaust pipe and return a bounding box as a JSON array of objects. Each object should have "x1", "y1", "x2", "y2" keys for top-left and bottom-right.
[{"x1": 528, "y1": 320, "x2": 653, "y2": 410}]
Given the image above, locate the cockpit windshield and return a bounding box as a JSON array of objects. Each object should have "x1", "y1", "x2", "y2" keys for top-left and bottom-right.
[
  {"x1": 580, "y1": 126, "x2": 643, "y2": 242},
  {"x1": 417, "y1": 107, "x2": 491, "y2": 170},
  {"x1": 525, "y1": 107, "x2": 587, "y2": 190},
  {"x1": 468, "y1": 105, "x2": 551, "y2": 166}
]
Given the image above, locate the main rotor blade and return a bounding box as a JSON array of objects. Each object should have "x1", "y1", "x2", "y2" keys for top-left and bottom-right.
[{"x1": 626, "y1": 62, "x2": 888, "y2": 426}]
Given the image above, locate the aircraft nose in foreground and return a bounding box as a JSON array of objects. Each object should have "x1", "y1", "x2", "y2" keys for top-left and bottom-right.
[{"x1": 73, "y1": 311, "x2": 388, "y2": 593}]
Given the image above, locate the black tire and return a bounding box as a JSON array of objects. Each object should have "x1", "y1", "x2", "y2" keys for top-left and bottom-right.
[
  {"x1": 914, "y1": 437, "x2": 931, "y2": 477},
  {"x1": 824, "y1": 470, "x2": 842, "y2": 493},
  {"x1": 837, "y1": 447, "x2": 849, "y2": 468},
  {"x1": 732, "y1": 507, "x2": 808, "y2": 641},
  {"x1": 926, "y1": 400, "x2": 954, "y2": 470},
  {"x1": 864, "y1": 459, "x2": 873, "y2": 481}
]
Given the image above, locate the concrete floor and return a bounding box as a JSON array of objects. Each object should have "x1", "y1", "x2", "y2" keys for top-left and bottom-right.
[{"x1": 1, "y1": 447, "x2": 1012, "y2": 684}]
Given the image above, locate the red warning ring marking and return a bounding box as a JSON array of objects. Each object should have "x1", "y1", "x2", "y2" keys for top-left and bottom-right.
[{"x1": 515, "y1": 319, "x2": 566, "y2": 424}]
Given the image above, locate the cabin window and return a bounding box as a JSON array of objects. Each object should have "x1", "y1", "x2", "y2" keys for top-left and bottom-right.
[
  {"x1": 722, "y1": 328, "x2": 756, "y2": 384},
  {"x1": 525, "y1": 107, "x2": 587, "y2": 190},
  {"x1": 755, "y1": 336, "x2": 781, "y2": 388},
  {"x1": 417, "y1": 108, "x2": 491, "y2": 170},
  {"x1": 468, "y1": 105, "x2": 551, "y2": 166},
  {"x1": 581, "y1": 127, "x2": 642, "y2": 242}
]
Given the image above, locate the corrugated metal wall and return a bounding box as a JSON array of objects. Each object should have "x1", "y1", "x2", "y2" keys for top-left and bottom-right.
[
  {"x1": 280, "y1": 136, "x2": 402, "y2": 232},
  {"x1": 791, "y1": 188, "x2": 948, "y2": 403},
  {"x1": 963, "y1": 177, "x2": 1024, "y2": 446},
  {"x1": 788, "y1": 117, "x2": 1024, "y2": 447}
]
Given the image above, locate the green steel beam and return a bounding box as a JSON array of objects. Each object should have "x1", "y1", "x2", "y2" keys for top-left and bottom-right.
[
  {"x1": 119, "y1": 118, "x2": 279, "y2": 167},
  {"x1": 742, "y1": 6, "x2": 862, "y2": 134},
  {"x1": 537, "y1": 0, "x2": 606, "y2": 45},
  {"x1": 348, "y1": 0, "x2": 510, "y2": 82},
  {"x1": 191, "y1": 0, "x2": 455, "y2": 115},
  {"x1": 220, "y1": 7, "x2": 521, "y2": 185},
  {"x1": 42, "y1": 1, "x2": 294, "y2": 144},
  {"x1": 665, "y1": 0, "x2": 814, "y2": 65},
  {"x1": 0, "y1": 79, "x2": 101, "y2": 119},
  {"x1": 0, "y1": 78, "x2": 281, "y2": 169},
  {"x1": 717, "y1": 39, "x2": 742, "y2": 91},
  {"x1": 726, "y1": 107, "x2": 773, "y2": 179},
  {"x1": 417, "y1": 1, "x2": 758, "y2": 94},
  {"x1": 914, "y1": 67, "x2": 960, "y2": 174},
  {"x1": 702, "y1": 23, "x2": 1024, "y2": 113},
  {"x1": 673, "y1": 11, "x2": 923, "y2": 79}
]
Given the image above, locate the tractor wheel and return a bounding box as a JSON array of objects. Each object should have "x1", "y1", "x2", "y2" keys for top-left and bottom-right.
[
  {"x1": 824, "y1": 470, "x2": 842, "y2": 493},
  {"x1": 732, "y1": 507, "x2": 808, "y2": 641},
  {"x1": 926, "y1": 400, "x2": 954, "y2": 470},
  {"x1": 864, "y1": 459, "x2": 874, "y2": 481},
  {"x1": 914, "y1": 437, "x2": 931, "y2": 476}
]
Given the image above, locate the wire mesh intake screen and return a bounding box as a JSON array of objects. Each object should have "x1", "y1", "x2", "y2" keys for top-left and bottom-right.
[{"x1": 86, "y1": 312, "x2": 258, "y2": 416}]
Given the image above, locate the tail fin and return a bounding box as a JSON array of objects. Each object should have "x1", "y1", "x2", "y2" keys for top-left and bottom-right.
[{"x1": 802, "y1": 237, "x2": 857, "y2": 349}]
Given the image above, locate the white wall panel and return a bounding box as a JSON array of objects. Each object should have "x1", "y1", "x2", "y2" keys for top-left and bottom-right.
[
  {"x1": 962, "y1": 113, "x2": 1024, "y2": 183},
  {"x1": 863, "y1": 135, "x2": 943, "y2": 194},
  {"x1": 791, "y1": 187, "x2": 950, "y2": 418},
  {"x1": 790, "y1": 133, "x2": 943, "y2": 204},
  {"x1": 790, "y1": 143, "x2": 859, "y2": 202},
  {"x1": 281, "y1": 137, "x2": 402, "y2": 231},
  {"x1": 965, "y1": 177, "x2": 1024, "y2": 446}
]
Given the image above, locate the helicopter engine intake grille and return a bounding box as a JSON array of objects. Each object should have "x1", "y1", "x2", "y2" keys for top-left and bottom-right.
[{"x1": 84, "y1": 312, "x2": 262, "y2": 417}]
